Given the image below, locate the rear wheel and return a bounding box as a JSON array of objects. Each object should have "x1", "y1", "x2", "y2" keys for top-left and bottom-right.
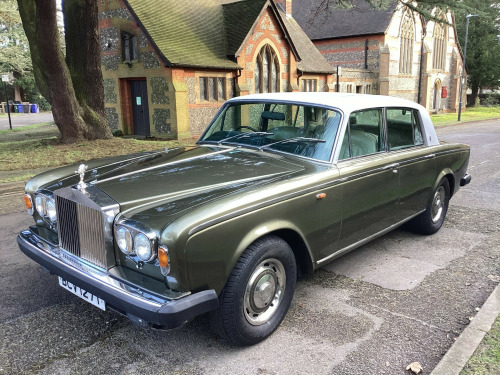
[
  {"x1": 410, "y1": 178, "x2": 450, "y2": 234},
  {"x1": 212, "y1": 235, "x2": 296, "y2": 345}
]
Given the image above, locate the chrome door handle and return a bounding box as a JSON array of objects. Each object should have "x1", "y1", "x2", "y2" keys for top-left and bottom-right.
[
  {"x1": 383, "y1": 163, "x2": 399, "y2": 170},
  {"x1": 424, "y1": 153, "x2": 436, "y2": 159}
]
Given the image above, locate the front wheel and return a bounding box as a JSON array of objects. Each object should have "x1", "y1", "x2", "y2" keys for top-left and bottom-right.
[
  {"x1": 409, "y1": 178, "x2": 450, "y2": 235},
  {"x1": 212, "y1": 235, "x2": 296, "y2": 345}
]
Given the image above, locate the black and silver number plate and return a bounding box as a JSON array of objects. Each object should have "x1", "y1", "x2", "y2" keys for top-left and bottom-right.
[{"x1": 58, "y1": 277, "x2": 106, "y2": 311}]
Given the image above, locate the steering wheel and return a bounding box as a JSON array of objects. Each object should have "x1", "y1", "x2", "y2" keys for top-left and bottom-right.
[{"x1": 235, "y1": 126, "x2": 257, "y2": 132}]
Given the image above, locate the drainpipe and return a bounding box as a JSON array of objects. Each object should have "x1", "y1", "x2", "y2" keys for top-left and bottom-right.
[
  {"x1": 417, "y1": 15, "x2": 427, "y2": 105},
  {"x1": 364, "y1": 39, "x2": 369, "y2": 69}
]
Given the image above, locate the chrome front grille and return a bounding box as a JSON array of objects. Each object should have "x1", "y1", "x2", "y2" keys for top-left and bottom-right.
[{"x1": 54, "y1": 187, "x2": 118, "y2": 270}]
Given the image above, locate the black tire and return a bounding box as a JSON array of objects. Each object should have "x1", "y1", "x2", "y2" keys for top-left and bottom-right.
[
  {"x1": 211, "y1": 235, "x2": 297, "y2": 345},
  {"x1": 410, "y1": 178, "x2": 450, "y2": 235}
]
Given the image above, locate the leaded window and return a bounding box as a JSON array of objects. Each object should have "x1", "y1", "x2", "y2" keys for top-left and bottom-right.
[
  {"x1": 433, "y1": 23, "x2": 447, "y2": 70},
  {"x1": 121, "y1": 31, "x2": 138, "y2": 62},
  {"x1": 399, "y1": 14, "x2": 414, "y2": 74},
  {"x1": 200, "y1": 77, "x2": 226, "y2": 101},
  {"x1": 255, "y1": 45, "x2": 280, "y2": 93}
]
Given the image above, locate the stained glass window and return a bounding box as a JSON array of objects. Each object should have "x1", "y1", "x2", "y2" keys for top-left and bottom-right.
[
  {"x1": 255, "y1": 45, "x2": 280, "y2": 93},
  {"x1": 433, "y1": 22, "x2": 446, "y2": 70},
  {"x1": 399, "y1": 13, "x2": 414, "y2": 74}
]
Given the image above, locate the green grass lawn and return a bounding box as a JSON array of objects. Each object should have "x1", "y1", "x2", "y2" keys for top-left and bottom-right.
[
  {"x1": 461, "y1": 316, "x2": 500, "y2": 374},
  {"x1": 431, "y1": 107, "x2": 500, "y2": 126},
  {"x1": 0, "y1": 123, "x2": 196, "y2": 183}
]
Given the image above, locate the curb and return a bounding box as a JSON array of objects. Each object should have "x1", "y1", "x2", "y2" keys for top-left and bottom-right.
[{"x1": 431, "y1": 282, "x2": 500, "y2": 374}]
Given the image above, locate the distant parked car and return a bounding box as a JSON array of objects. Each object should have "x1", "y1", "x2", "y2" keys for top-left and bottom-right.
[{"x1": 18, "y1": 93, "x2": 470, "y2": 345}]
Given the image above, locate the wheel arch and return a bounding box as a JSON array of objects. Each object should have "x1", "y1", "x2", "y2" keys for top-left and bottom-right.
[
  {"x1": 434, "y1": 168, "x2": 455, "y2": 198},
  {"x1": 269, "y1": 228, "x2": 314, "y2": 278}
]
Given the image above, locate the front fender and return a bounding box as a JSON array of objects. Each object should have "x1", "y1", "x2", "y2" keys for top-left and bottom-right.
[{"x1": 183, "y1": 209, "x2": 314, "y2": 295}]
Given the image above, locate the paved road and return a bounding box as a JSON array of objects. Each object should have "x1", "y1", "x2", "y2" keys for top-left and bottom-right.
[
  {"x1": 0, "y1": 112, "x2": 54, "y2": 130},
  {"x1": 0, "y1": 120, "x2": 498, "y2": 374}
]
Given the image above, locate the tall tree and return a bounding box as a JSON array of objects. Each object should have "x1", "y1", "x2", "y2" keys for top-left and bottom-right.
[
  {"x1": 454, "y1": 1, "x2": 500, "y2": 105},
  {"x1": 0, "y1": 0, "x2": 32, "y2": 101},
  {"x1": 17, "y1": 0, "x2": 112, "y2": 143}
]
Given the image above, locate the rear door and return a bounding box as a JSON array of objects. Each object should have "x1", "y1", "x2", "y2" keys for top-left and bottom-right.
[
  {"x1": 336, "y1": 108, "x2": 399, "y2": 250},
  {"x1": 386, "y1": 108, "x2": 436, "y2": 221}
]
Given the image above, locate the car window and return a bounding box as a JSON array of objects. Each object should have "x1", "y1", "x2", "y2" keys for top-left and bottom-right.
[
  {"x1": 339, "y1": 108, "x2": 385, "y2": 160},
  {"x1": 386, "y1": 108, "x2": 424, "y2": 150},
  {"x1": 199, "y1": 102, "x2": 341, "y2": 162}
]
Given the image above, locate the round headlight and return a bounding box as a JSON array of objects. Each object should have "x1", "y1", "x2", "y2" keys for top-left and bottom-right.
[
  {"x1": 46, "y1": 198, "x2": 57, "y2": 223},
  {"x1": 116, "y1": 226, "x2": 133, "y2": 254},
  {"x1": 134, "y1": 233, "x2": 153, "y2": 261},
  {"x1": 35, "y1": 195, "x2": 44, "y2": 216}
]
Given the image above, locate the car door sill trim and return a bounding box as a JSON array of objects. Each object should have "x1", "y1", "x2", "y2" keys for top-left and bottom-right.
[{"x1": 316, "y1": 210, "x2": 425, "y2": 266}]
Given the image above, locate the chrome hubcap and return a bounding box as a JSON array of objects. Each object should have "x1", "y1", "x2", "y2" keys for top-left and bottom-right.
[
  {"x1": 431, "y1": 186, "x2": 445, "y2": 223},
  {"x1": 244, "y1": 258, "x2": 286, "y2": 326}
]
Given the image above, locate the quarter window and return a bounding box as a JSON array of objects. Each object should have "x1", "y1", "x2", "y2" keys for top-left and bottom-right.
[
  {"x1": 386, "y1": 108, "x2": 424, "y2": 150},
  {"x1": 339, "y1": 109, "x2": 385, "y2": 159}
]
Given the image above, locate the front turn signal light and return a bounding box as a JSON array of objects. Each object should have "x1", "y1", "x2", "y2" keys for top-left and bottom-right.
[
  {"x1": 158, "y1": 246, "x2": 170, "y2": 276},
  {"x1": 24, "y1": 194, "x2": 33, "y2": 215}
]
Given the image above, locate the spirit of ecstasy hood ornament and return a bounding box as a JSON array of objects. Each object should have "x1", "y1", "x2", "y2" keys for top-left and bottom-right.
[{"x1": 75, "y1": 164, "x2": 88, "y2": 192}]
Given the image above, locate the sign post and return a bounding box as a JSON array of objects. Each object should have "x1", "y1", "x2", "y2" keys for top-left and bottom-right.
[{"x1": 1, "y1": 74, "x2": 13, "y2": 130}]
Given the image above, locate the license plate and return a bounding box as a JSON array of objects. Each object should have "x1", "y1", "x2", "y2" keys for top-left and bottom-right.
[{"x1": 58, "y1": 277, "x2": 106, "y2": 311}]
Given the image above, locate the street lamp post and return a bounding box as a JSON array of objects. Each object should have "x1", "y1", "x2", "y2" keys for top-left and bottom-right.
[
  {"x1": 1, "y1": 74, "x2": 12, "y2": 130},
  {"x1": 458, "y1": 14, "x2": 479, "y2": 121}
]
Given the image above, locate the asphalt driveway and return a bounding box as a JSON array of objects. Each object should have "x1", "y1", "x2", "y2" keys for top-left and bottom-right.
[
  {"x1": 0, "y1": 119, "x2": 498, "y2": 374},
  {"x1": 0, "y1": 112, "x2": 54, "y2": 130}
]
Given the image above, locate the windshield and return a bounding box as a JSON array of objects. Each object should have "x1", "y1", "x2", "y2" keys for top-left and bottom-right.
[{"x1": 199, "y1": 102, "x2": 341, "y2": 162}]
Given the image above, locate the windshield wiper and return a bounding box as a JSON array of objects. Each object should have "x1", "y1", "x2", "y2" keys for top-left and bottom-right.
[
  {"x1": 259, "y1": 137, "x2": 325, "y2": 151},
  {"x1": 217, "y1": 132, "x2": 273, "y2": 145}
]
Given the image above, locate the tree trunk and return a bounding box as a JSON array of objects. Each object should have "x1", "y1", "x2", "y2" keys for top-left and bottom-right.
[
  {"x1": 64, "y1": 0, "x2": 112, "y2": 140},
  {"x1": 17, "y1": 0, "x2": 112, "y2": 143},
  {"x1": 469, "y1": 80, "x2": 480, "y2": 107}
]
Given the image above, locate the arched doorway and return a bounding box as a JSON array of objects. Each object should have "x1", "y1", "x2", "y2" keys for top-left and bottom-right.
[{"x1": 433, "y1": 79, "x2": 442, "y2": 111}]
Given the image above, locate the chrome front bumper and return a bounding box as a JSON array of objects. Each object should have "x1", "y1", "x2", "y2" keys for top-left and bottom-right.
[{"x1": 17, "y1": 229, "x2": 218, "y2": 329}]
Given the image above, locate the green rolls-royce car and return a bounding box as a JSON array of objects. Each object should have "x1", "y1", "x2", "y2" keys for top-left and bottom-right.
[{"x1": 18, "y1": 93, "x2": 471, "y2": 345}]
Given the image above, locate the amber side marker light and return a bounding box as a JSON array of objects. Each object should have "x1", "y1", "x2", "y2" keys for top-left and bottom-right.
[
  {"x1": 316, "y1": 193, "x2": 327, "y2": 200},
  {"x1": 24, "y1": 194, "x2": 33, "y2": 215}
]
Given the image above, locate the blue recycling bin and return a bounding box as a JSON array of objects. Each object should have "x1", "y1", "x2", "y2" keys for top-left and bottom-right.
[
  {"x1": 17, "y1": 104, "x2": 23, "y2": 113},
  {"x1": 31, "y1": 104, "x2": 38, "y2": 113}
]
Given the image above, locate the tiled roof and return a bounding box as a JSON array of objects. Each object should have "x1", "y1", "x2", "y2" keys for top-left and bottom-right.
[
  {"x1": 124, "y1": 0, "x2": 334, "y2": 73},
  {"x1": 125, "y1": 0, "x2": 239, "y2": 69},
  {"x1": 222, "y1": 0, "x2": 268, "y2": 56},
  {"x1": 276, "y1": 6, "x2": 334, "y2": 73},
  {"x1": 293, "y1": 0, "x2": 397, "y2": 40}
]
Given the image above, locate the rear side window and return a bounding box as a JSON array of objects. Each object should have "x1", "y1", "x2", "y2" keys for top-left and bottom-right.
[
  {"x1": 386, "y1": 108, "x2": 424, "y2": 150},
  {"x1": 339, "y1": 108, "x2": 385, "y2": 159}
]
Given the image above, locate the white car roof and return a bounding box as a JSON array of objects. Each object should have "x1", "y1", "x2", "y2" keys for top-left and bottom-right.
[{"x1": 229, "y1": 92, "x2": 426, "y2": 113}]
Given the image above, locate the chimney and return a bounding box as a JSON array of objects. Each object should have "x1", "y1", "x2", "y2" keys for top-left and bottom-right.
[{"x1": 275, "y1": 0, "x2": 292, "y2": 15}]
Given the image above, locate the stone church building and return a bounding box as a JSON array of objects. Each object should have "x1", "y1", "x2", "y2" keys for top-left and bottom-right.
[
  {"x1": 293, "y1": 0, "x2": 464, "y2": 113},
  {"x1": 98, "y1": 0, "x2": 334, "y2": 138},
  {"x1": 98, "y1": 0, "x2": 464, "y2": 138}
]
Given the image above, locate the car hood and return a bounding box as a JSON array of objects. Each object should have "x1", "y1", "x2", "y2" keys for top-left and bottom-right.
[{"x1": 78, "y1": 146, "x2": 305, "y2": 213}]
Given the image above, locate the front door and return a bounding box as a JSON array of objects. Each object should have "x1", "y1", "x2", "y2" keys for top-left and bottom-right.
[{"x1": 130, "y1": 80, "x2": 150, "y2": 136}]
